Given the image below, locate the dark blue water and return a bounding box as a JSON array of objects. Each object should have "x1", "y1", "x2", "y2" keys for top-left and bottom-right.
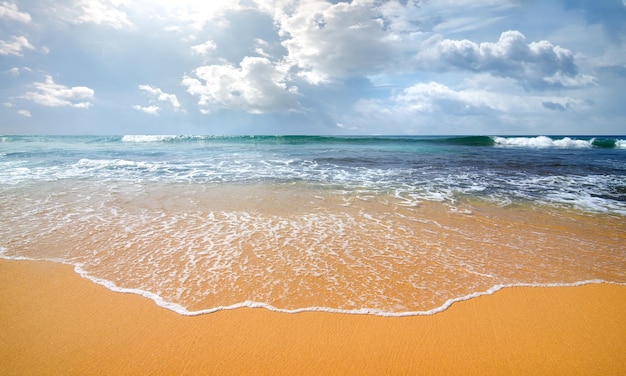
[{"x1": 1, "y1": 135, "x2": 624, "y2": 214}]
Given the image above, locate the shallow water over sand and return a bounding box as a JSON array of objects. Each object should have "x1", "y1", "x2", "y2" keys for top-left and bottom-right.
[{"x1": 2, "y1": 181, "x2": 624, "y2": 315}]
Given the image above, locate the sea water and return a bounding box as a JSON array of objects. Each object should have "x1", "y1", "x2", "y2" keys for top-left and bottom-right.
[{"x1": 1, "y1": 135, "x2": 625, "y2": 315}]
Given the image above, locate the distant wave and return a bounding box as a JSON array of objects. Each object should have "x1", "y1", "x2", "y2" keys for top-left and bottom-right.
[
  {"x1": 492, "y1": 136, "x2": 626, "y2": 149},
  {"x1": 1, "y1": 135, "x2": 624, "y2": 147},
  {"x1": 429, "y1": 136, "x2": 496, "y2": 146},
  {"x1": 121, "y1": 135, "x2": 182, "y2": 142},
  {"x1": 590, "y1": 138, "x2": 626, "y2": 148},
  {"x1": 118, "y1": 134, "x2": 492, "y2": 145},
  {"x1": 409, "y1": 135, "x2": 624, "y2": 149},
  {"x1": 432, "y1": 134, "x2": 618, "y2": 149},
  {"x1": 92, "y1": 134, "x2": 626, "y2": 149}
]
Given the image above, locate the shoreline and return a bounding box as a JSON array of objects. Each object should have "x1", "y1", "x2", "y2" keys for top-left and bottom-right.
[
  {"x1": 3, "y1": 193, "x2": 624, "y2": 316},
  {"x1": 2, "y1": 253, "x2": 621, "y2": 317},
  {"x1": 2, "y1": 259, "x2": 625, "y2": 375}
]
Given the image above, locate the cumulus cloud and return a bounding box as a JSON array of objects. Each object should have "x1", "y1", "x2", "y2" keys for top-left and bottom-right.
[
  {"x1": 266, "y1": 0, "x2": 411, "y2": 83},
  {"x1": 0, "y1": 1, "x2": 31, "y2": 23},
  {"x1": 17, "y1": 109, "x2": 31, "y2": 117},
  {"x1": 133, "y1": 85, "x2": 181, "y2": 114},
  {"x1": 0, "y1": 36, "x2": 35, "y2": 56},
  {"x1": 416, "y1": 30, "x2": 596, "y2": 89},
  {"x1": 71, "y1": 0, "x2": 132, "y2": 29},
  {"x1": 21, "y1": 76, "x2": 95, "y2": 108},
  {"x1": 256, "y1": 1, "x2": 545, "y2": 87},
  {"x1": 182, "y1": 56, "x2": 300, "y2": 114},
  {"x1": 0, "y1": 0, "x2": 620, "y2": 135}
]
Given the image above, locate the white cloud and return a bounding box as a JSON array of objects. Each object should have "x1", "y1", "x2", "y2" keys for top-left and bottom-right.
[
  {"x1": 0, "y1": 36, "x2": 35, "y2": 56},
  {"x1": 401, "y1": 80, "x2": 582, "y2": 114},
  {"x1": 336, "y1": 122, "x2": 357, "y2": 130},
  {"x1": 350, "y1": 78, "x2": 587, "y2": 134},
  {"x1": 191, "y1": 40, "x2": 217, "y2": 56},
  {"x1": 132, "y1": 105, "x2": 160, "y2": 115},
  {"x1": 21, "y1": 76, "x2": 95, "y2": 108},
  {"x1": 71, "y1": 0, "x2": 132, "y2": 29},
  {"x1": 147, "y1": 0, "x2": 243, "y2": 32},
  {"x1": 137, "y1": 84, "x2": 181, "y2": 111},
  {"x1": 182, "y1": 56, "x2": 300, "y2": 114},
  {"x1": 133, "y1": 85, "x2": 182, "y2": 115},
  {"x1": 432, "y1": 15, "x2": 506, "y2": 35},
  {"x1": 416, "y1": 30, "x2": 596, "y2": 89},
  {"x1": 252, "y1": 38, "x2": 271, "y2": 58},
  {"x1": 0, "y1": 0, "x2": 622, "y2": 135},
  {"x1": 392, "y1": 81, "x2": 531, "y2": 114},
  {"x1": 17, "y1": 109, "x2": 31, "y2": 117},
  {"x1": 0, "y1": 1, "x2": 31, "y2": 23},
  {"x1": 257, "y1": 0, "x2": 516, "y2": 85},
  {"x1": 272, "y1": 0, "x2": 401, "y2": 83}
]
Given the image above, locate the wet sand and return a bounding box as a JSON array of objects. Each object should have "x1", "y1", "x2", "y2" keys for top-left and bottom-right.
[{"x1": 1, "y1": 259, "x2": 625, "y2": 375}]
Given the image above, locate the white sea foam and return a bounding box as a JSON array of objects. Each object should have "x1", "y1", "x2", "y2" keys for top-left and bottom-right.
[
  {"x1": 121, "y1": 135, "x2": 178, "y2": 142},
  {"x1": 74, "y1": 158, "x2": 148, "y2": 169},
  {"x1": 510, "y1": 174, "x2": 626, "y2": 215},
  {"x1": 493, "y1": 136, "x2": 592, "y2": 148},
  {"x1": 1, "y1": 250, "x2": 620, "y2": 317},
  {"x1": 2, "y1": 184, "x2": 624, "y2": 317}
]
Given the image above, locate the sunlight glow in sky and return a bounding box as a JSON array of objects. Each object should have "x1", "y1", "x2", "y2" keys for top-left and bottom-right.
[{"x1": 1, "y1": 0, "x2": 625, "y2": 135}]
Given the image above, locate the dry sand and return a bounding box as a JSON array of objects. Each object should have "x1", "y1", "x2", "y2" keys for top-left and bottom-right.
[{"x1": 1, "y1": 259, "x2": 625, "y2": 375}]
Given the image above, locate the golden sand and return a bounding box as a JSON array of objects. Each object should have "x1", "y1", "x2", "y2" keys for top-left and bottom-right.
[{"x1": 1, "y1": 259, "x2": 625, "y2": 375}]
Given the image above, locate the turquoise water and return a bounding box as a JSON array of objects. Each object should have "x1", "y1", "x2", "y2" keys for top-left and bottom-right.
[{"x1": 2, "y1": 135, "x2": 625, "y2": 214}]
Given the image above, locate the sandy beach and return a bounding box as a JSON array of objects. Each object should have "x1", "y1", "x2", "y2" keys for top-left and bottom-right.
[{"x1": 1, "y1": 259, "x2": 625, "y2": 375}]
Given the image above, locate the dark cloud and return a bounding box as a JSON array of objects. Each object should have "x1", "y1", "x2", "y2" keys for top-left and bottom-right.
[{"x1": 542, "y1": 101, "x2": 567, "y2": 111}]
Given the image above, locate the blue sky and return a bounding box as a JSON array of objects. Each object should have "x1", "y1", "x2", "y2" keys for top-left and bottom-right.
[{"x1": 1, "y1": 0, "x2": 625, "y2": 135}]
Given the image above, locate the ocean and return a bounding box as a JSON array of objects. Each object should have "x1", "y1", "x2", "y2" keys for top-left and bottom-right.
[{"x1": 1, "y1": 135, "x2": 625, "y2": 316}]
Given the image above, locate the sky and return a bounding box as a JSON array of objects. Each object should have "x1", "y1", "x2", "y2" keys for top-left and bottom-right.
[{"x1": 1, "y1": 0, "x2": 625, "y2": 135}]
